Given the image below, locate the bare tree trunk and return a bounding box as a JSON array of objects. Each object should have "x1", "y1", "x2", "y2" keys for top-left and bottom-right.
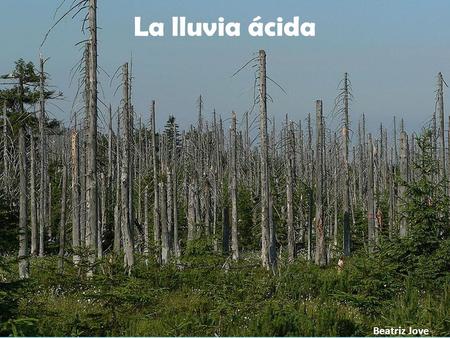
[
  {"x1": 71, "y1": 127, "x2": 81, "y2": 264},
  {"x1": 30, "y1": 133, "x2": 38, "y2": 255},
  {"x1": 286, "y1": 121, "x2": 295, "y2": 262},
  {"x1": 98, "y1": 173, "x2": 105, "y2": 259},
  {"x1": 367, "y1": 134, "x2": 375, "y2": 252},
  {"x1": 58, "y1": 158, "x2": 67, "y2": 272},
  {"x1": 151, "y1": 100, "x2": 161, "y2": 262},
  {"x1": 172, "y1": 123, "x2": 180, "y2": 258},
  {"x1": 230, "y1": 111, "x2": 239, "y2": 261},
  {"x1": 315, "y1": 100, "x2": 326, "y2": 266},
  {"x1": 187, "y1": 181, "x2": 196, "y2": 243},
  {"x1": 307, "y1": 113, "x2": 313, "y2": 261},
  {"x1": 38, "y1": 56, "x2": 47, "y2": 257},
  {"x1": 342, "y1": 73, "x2": 351, "y2": 257},
  {"x1": 144, "y1": 185, "x2": 149, "y2": 256},
  {"x1": 160, "y1": 180, "x2": 169, "y2": 264},
  {"x1": 48, "y1": 182, "x2": 52, "y2": 242},
  {"x1": 438, "y1": 72, "x2": 446, "y2": 182},
  {"x1": 86, "y1": 0, "x2": 99, "y2": 273},
  {"x1": 114, "y1": 113, "x2": 121, "y2": 254},
  {"x1": 18, "y1": 127, "x2": 29, "y2": 279},
  {"x1": 399, "y1": 130, "x2": 409, "y2": 238},
  {"x1": 258, "y1": 50, "x2": 275, "y2": 271},
  {"x1": 2, "y1": 102, "x2": 7, "y2": 192},
  {"x1": 121, "y1": 63, "x2": 134, "y2": 272},
  {"x1": 167, "y1": 162, "x2": 173, "y2": 251},
  {"x1": 108, "y1": 104, "x2": 113, "y2": 183}
]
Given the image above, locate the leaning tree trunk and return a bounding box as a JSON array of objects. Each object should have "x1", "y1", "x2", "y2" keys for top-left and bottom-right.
[{"x1": 18, "y1": 127, "x2": 29, "y2": 279}]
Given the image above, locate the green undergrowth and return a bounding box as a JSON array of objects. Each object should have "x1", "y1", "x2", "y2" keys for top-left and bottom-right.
[{"x1": 0, "y1": 238, "x2": 448, "y2": 337}]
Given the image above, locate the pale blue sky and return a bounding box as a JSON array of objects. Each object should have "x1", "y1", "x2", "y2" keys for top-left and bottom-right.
[{"x1": 1, "y1": 0, "x2": 449, "y2": 134}]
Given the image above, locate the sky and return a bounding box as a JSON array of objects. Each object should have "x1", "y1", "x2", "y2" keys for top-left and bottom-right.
[{"x1": 1, "y1": 0, "x2": 450, "y2": 134}]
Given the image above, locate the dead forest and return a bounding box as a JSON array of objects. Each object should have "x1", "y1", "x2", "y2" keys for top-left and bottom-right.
[
  {"x1": 0, "y1": 0, "x2": 448, "y2": 278},
  {"x1": 0, "y1": 2, "x2": 449, "y2": 336}
]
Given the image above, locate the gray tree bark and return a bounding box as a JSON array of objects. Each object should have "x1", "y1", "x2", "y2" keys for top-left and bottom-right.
[
  {"x1": 30, "y1": 132, "x2": 38, "y2": 255},
  {"x1": 58, "y1": 158, "x2": 67, "y2": 272},
  {"x1": 258, "y1": 50, "x2": 276, "y2": 271},
  {"x1": 71, "y1": 127, "x2": 81, "y2": 264},
  {"x1": 315, "y1": 100, "x2": 326, "y2": 266},
  {"x1": 18, "y1": 127, "x2": 29, "y2": 279},
  {"x1": 230, "y1": 111, "x2": 239, "y2": 261},
  {"x1": 86, "y1": 0, "x2": 99, "y2": 273}
]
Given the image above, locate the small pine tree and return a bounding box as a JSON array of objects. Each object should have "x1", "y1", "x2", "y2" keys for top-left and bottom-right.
[{"x1": 404, "y1": 130, "x2": 448, "y2": 251}]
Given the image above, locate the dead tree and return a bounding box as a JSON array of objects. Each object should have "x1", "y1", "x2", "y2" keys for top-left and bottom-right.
[
  {"x1": 121, "y1": 63, "x2": 134, "y2": 271},
  {"x1": 38, "y1": 56, "x2": 47, "y2": 257},
  {"x1": 107, "y1": 104, "x2": 113, "y2": 183},
  {"x1": 315, "y1": 100, "x2": 326, "y2": 266},
  {"x1": 437, "y1": 72, "x2": 446, "y2": 182},
  {"x1": 71, "y1": 126, "x2": 81, "y2": 264},
  {"x1": 342, "y1": 73, "x2": 351, "y2": 256},
  {"x1": 58, "y1": 154, "x2": 68, "y2": 272},
  {"x1": 367, "y1": 134, "x2": 375, "y2": 252},
  {"x1": 2, "y1": 102, "x2": 8, "y2": 193},
  {"x1": 307, "y1": 113, "x2": 313, "y2": 261},
  {"x1": 151, "y1": 100, "x2": 161, "y2": 262},
  {"x1": 160, "y1": 180, "x2": 169, "y2": 264},
  {"x1": 230, "y1": 111, "x2": 239, "y2": 260},
  {"x1": 399, "y1": 130, "x2": 409, "y2": 237},
  {"x1": 144, "y1": 185, "x2": 149, "y2": 256},
  {"x1": 258, "y1": 50, "x2": 276, "y2": 271},
  {"x1": 172, "y1": 123, "x2": 180, "y2": 258},
  {"x1": 286, "y1": 121, "x2": 295, "y2": 262},
  {"x1": 18, "y1": 127, "x2": 29, "y2": 279},
  {"x1": 86, "y1": 0, "x2": 99, "y2": 272},
  {"x1": 30, "y1": 132, "x2": 38, "y2": 255}
]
